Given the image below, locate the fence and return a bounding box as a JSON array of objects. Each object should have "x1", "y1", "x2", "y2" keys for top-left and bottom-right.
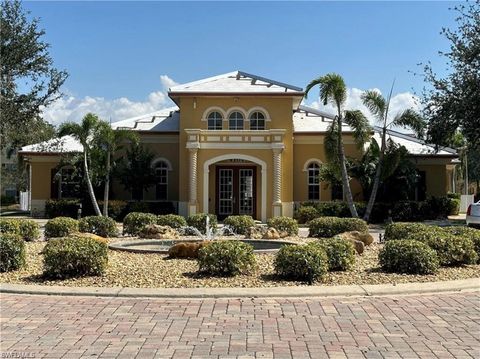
[{"x1": 19, "y1": 191, "x2": 30, "y2": 211}]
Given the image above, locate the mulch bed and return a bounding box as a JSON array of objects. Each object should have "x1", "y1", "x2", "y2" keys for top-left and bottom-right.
[{"x1": 1, "y1": 238, "x2": 479, "y2": 288}]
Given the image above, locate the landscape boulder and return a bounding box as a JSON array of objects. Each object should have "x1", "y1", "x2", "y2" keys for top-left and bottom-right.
[
  {"x1": 168, "y1": 241, "x2": 210, "y2": 259},
  {"x1": 138, "y1": 225, "x2": 179, "y2": 239},
  {"x1": 262, "y1": 227, "x2": 280, "y2": 240}
]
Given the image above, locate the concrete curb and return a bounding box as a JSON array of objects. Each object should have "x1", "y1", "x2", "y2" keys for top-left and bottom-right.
[{"x1": 1, "y1": 278, "x2": 479, "y2": 299}]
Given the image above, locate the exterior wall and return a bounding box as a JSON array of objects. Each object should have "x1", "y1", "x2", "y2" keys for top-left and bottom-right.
[
  {"x1": 28, "y1": 157, "x2": 61, "y2": 215},
  {"x1": 415, "y1": 162, "x2": 450, "y2": 197}
]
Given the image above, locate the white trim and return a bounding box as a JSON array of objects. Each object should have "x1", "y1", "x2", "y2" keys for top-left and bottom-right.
[
  {"x1": 246, "y1": 107, "x2": 271, "y2": 121},
  {"x1": 195, "y1": 143, "x2": 285, "y2": 150},
  {"x1": 151, "y1": 157, "x2": 173, "y2": 171},
  {"x1": 226, "y1": 107, "x2": 247, "y2": 119},
  {"x1": 302, "y1": 158, "x2": 323, "y2": 171},
  {"x1": 203, "y1": 154, "x2": 267, "y2": 222},
  {"x1": 201, "y1": 106, "x2": 227, "y2": 120}
]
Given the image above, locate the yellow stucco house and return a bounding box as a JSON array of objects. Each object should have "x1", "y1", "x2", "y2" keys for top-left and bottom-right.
[{"x1": 19, "y1": 71, "x2": 458, "y2": 220}]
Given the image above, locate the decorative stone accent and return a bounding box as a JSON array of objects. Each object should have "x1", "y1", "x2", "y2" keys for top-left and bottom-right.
[
  {"x1": 138, "y1": 225, "x2": 179, "y2": 239},
  {"x1": 262, "y1": 227, "x2": 280, "y2": 240},
  {"x1": 168, "y1": 241, "x2": 210, "y2": 259},
  {"x1": 336, "y1": 232, "x2": 366, "y2": 254},
  {"x1": 339, "y1": 231, "x2": 374, "y2": 246},
  {"x1": 245, "y1": 226, "x2": 265, "y2": 239}
]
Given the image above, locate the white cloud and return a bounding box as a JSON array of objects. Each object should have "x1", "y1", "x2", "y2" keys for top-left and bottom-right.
[
  {"x1": 41, "y1": 75, "x2": 178, "y2": 125},
  {"x1": 305, "y1": 87, "x2": 421, "y2": 130}
]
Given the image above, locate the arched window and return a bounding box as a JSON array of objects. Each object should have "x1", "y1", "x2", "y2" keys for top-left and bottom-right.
[
  {"x1": 229, "y1": 111, "x2": 244, "y2": 130},
  {"x1": 154, "y1": 161, "x2": 169, "y2": 200},
  {"x1": 307, "y1": 163, "x2": 320, "y2": 201},
  {"x1": 249, "y1": 111, "x2": 265, "y2": 130},
  {"x1": 207, "y1": 111, "x2": 223, "y2": 130}
]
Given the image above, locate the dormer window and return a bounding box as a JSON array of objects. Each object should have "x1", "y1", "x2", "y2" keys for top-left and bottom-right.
[
  {"x1": 207, "y1": 111, "x2": 223, "y2": 130},
  {"x1": 249, "y1": 111, "x2": 265, "y2": 130},
  {"x1": 229, "y1": 111, "x2": 244, "y2": 130}
]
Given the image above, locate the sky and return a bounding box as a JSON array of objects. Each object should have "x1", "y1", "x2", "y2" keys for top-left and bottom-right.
[{"x1": 23, "y1": 1, "x2": 460, "y2": 125}]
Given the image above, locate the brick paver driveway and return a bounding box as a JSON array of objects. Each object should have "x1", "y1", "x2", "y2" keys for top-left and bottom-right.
[{"x1": 1, "y1": 292, "x2": 479, "y2": 359}]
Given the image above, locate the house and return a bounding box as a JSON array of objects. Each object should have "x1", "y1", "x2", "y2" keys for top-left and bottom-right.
[{"x1": 19, "y1": 71, "x2": 458, "y2": 220}]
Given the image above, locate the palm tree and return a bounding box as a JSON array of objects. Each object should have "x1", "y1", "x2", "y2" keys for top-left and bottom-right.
[
  {"x1": 306, "y1": 73, "x2": 371, "y2": 218},
  {"x1": 94, "y1": 121, "x2": 138, "y2": 216},
  {"x1": 58, "y1": 113, "x2": 102, "y2": 216},
  {"x1": 361, "y1": 88, "x2": 425, "y2": 222}
]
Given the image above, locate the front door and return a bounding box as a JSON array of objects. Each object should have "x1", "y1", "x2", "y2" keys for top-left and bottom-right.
[{"x1": 216, "y1": 166, "x2": 256, "y2": 219}]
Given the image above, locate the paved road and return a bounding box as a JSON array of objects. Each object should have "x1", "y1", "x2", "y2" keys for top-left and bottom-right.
[{"x1": 1, "y1": 292, "x2": 479, "y2": 359}]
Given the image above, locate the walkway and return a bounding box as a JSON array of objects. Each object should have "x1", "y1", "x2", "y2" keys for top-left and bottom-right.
[{"x1": 1, "y1": 291, "x2": 479, "y2": 358}]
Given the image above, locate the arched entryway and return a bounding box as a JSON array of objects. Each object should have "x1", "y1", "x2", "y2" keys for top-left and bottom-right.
[{"x1": 203, "y1": 154, "x2": 267, "y2": 222}]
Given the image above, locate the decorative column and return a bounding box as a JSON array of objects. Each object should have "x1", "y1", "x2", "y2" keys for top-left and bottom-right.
[
  {"x1": 272, "y1": 147, "x2": 283, "y2": 217},
  {"x1": 188, "y1": 147, "x2": 199, "y2": 215}
]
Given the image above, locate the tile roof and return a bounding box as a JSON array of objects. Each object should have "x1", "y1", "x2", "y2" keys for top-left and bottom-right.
[
  {"x1": 20, "y1": 135, "x2": 83, "y2": 154},
  {"x1": 112, "y1": 106, "x2": 179, "y2": 132},
  {"x1": 169, "y1": 71, "x2": 304, "y2": 94}
]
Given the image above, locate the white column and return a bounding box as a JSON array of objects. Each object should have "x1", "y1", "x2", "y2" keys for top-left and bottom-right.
[
  {"x1": 272, "y1": 147, "x2": 283, "y2": 217},
  {"x1": 188, "y1": 147, "x2": 198, "y2": 214}
]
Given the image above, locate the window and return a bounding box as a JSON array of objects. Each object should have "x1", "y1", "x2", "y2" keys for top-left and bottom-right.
[
  {"x1": 307, "y1": 163, "x2": 320, "y2": 201},
  {"x1": 249, "y1": 111, "x2": 265, "y2": 130},
  {"x1": 154, "y1": 161, "x2": 169, "y2": 200},
  {"x1": 59, "y1": 167, "x2": 81, "y2": 199},
  {"x1": 229, "y1": 111, "x2": 244, "y2": 130},
  {"x1": 207, "y1": 111, "x2": 223, "y2": 130}
]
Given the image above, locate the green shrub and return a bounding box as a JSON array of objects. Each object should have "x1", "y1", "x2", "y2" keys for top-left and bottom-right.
[
  {"x1": 266, "y1": 216, "x2": 299, "y2": 236},
  {"x1": 379, "y1": 240, "x2": 439, "y2": 274},
  {"x1": 294, "y1": 206, "x2": 319, "y2": 224},
  {"x1": 0, "y1": 233, "x2": 26, "y2": 272},
  {"x1": 426, "y1": 233, "x2": 477, "y2": 266},
  {"x1": 309, "y1": 237, "x2": 356, "y2": 271},
  {"x1": 1, "y1": 194, "x2": 16, "y2": 206},
  {"x1": 197, "y1": 240, "x2": 255, "y2": 276},
  {"x1": 186, "y1": 213, "x2": 218, "y2": 235},
  {"x1": 123, "y1": 212, "x2": 157, "y2": 235},
  {"x1": 44, "y1": 217, "x2": 79, "y2": 238},
  {"x1": 444, "y1": 226, "x2": 480, "y2": 263},
  {"x1": 308, "y1": 217, "x2": 368, "y2": 238},
  {"x1": 392, "y1": 201, "x2": 422, "y2": 222},
  {"x1": 0, "y1": 219, "x2": 40, "y2": 241},
  {"x1": 43, "y1": 235, "x2": 108, "y2": 278},
  {"x1": 97, "y1": 200, "x2": 128, "y2": 221},
  {"x1": 274, "y1": 244, "x2": 328, "y2": 283},
  {"x1": 79, "y1": 216, "x2": 118, "y2": 237},
  {"x1": 447, "y1": 198, "x2": 460, "y2": 215},
  {"x1": 384, "y1": 222, "x2": 433, "y2": 241},
  {"x1": 45, "y1": 199, "x2": 80, "y2": 219},
  {"x1": 223, "y1": 215, "x2": 256, "y2": 235},
  {"x1": 156, "y1": 214, "x2": 187, "y2": 229}
]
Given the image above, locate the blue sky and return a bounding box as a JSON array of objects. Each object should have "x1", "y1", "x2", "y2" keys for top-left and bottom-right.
[{"x1": 24, "y1": 1, "x2": 459, "y2": 124}]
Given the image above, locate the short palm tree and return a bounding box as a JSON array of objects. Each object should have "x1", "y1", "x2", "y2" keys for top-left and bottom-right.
[
  {"x1": 58, "y1": 113, "x2": 102, "y2": 216},
  {"x1": 306, "y1": 73, "x2": 371, "y2": 218},
  {"x1": 361, "y1": 88, "x2": 425, "y2": 221},
  {"x1": 94, "y1": 122, "x2": 138, "y2": 216}
]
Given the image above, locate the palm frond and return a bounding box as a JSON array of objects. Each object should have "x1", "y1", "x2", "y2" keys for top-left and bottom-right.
[
  {"x1": 361, "y1": 90, "x2": 386, "y2": 123},
  {"x1": 305, "y1": 73, "x2": 346, "y2": 111},
  {"x1": 344, "y1": 110, "x2": 372, "y2": 148},
  {"x1": 392, "y1": 109, "x2": 426, "y2": 138},
  {"x1": 58, "y1": 122, "x2": 82, "y2": 140},
  {"x1": 324, "y1": 121, "x2": 340, "y2": 163}
]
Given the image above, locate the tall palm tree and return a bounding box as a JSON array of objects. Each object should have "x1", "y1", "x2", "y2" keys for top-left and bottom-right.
[
  {"x1": 306, "y1": 73, "x2": 371, "y2": 218},
  {"x1": 58, "y1": 113, "x2": 102, "y2": 216},
  {"x1": 361, "y1": 88, "x2": 425, "y2": 221},
  {"x1": 94, "y1": 121, "x2": 138, "y2": 216}
]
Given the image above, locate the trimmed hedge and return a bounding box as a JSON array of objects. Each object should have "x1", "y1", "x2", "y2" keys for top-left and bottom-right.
[
  {"x1": 43, "y1": 235, "x2": 108, "y2": 278},
  {"x1": 44, "y1": 217, "x2": 79, "y2": 238},
  {"x1": 308, "y1": 217, "x2": 368, "y2": 238},
  {"x1": 384, "y1": 223, "x2": 479, "y2": 266},
  {"x1": 197, "y1": 240, "x2": 255, "y2": 276},
  {"x1": 97, "y1": 200, "x2": 128, "y2": 221},
  {"x1": 79, "y1": 216, "x2": 118, "y2": 237},
  {"x1": 223, "y1": 215, "x2": 256, "y2": 235},
  {"x1": 0, "y1": 218, "x2": 40, "y2": 241},
  {"x1": 123, "y1": 212, "x2": 157, "y2": 235},
  {"x1": 0, "y1": 233, "x2": 26, "y2": 272},
  {"x1": 294, "y1": 206, "x2": 319, "y2": 224},
  {"x1": 379, "y1": 240, "x2": 440, "y2": 274},
  {"x1": 186, "y1": 213, "x2": 218, "y2": 235},
  {"x1": 444, "y1": 226, "x2": 480, "y2": 263},
  {"x1": 45, "y1": 199, "x2": 80, "y2": 219},
  {"x1": 310, "y1": 237, "x2": 356, "y2": 271},
  {"x1": 156, "y1": 214, "x2": 187, "y2": 229},
  {"x1": 266, "y1": 217, "x2": 299, "y2": 236},
  {"x1": 274, "y1": 244, "x2": 328, "y2": 283}
]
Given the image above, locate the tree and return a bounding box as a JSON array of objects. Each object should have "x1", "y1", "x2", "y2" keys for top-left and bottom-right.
[
  {"x1": 361, "y1": 89, "x2": 425, "y2": 221},
  {"x1": 0, "y1": 0, "x2": 68, "y2": 148},
  {"x1": 58, "y1": 114, "x2": 102, "y2": 216},
  {"x1": 305, "y1": 73, "x2": 371, "y2": 217},
  {"x1": 116, "y1": 143, "x2": 156, "y2": 201},
  {"x1": 92, "y1": 122, "x2": 138, "y2": 216},
  {"x1": 420, "y1": 1, "x2": 480, "y2": 149}
]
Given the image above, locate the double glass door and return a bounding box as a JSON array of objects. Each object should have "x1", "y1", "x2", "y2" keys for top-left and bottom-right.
[{"x1": 216, "y1": 166, "x2": 256, "y2": 219}]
